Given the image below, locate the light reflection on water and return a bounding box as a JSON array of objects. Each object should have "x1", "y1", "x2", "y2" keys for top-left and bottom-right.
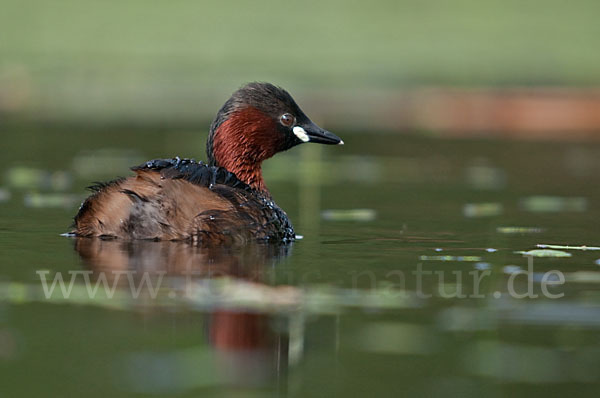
[{"x1": 1, "y1": 126, "x2": 600, "y2": 396}]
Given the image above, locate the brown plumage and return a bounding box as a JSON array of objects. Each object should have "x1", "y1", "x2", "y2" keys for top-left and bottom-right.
[{"x1": 72, "y1": 82, "x2": 343, "y2": 244}]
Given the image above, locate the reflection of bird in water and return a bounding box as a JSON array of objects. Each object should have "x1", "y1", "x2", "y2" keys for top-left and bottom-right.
[
  {"x1": 74, "y1": 238, "x2": 296, "y2": 390},
  {"x1": 74, "y1": 237, "x2": 290, "y2": 280},
  {"x1": 72, "y1": 82, "x2": 342, "y2": 244}
]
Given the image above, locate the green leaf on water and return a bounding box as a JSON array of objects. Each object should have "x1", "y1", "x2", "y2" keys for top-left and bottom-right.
[
  {"x1": 537, "y1": 244, "x2": 600, "y2": 251},
  {"x1": 515, "y1": 249, "x2": 572, "y2": 258}
]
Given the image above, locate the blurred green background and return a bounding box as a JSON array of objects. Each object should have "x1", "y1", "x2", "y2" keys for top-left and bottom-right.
[
  {"x1": 3, "y1": 3, "x2": 600, "y2": 396},
  {"x1": 2, "y1": 0, "x2": 600, "y2": 125}
]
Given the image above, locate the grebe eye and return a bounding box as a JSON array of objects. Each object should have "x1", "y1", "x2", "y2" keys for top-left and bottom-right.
[{"x1": 280, "y1": 113, "x2": 294, "y2": 127}]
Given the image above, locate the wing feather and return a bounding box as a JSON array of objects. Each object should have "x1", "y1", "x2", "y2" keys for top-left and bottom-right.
[{"x1": 73, "y1": 158, "x2": 294, "y2": 243}]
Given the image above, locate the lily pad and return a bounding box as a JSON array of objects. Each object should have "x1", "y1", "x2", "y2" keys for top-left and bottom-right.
[
  {"x1": 497, "y1": 226, "x2": 543, "y2": 234},
  {"x1": 515, "y1": 249, "x2": 572, "y2": 258},
  {"x1": 321, "y1": 209, "x2": 376, "y2": 222},
  {"x1": 419, "y1": 255, "x2": 482, "y2": 262},
  {"x1": 537, "y1": 244, "x2": 600, "y2": 251},
  {"x1": 463, "y1": 203, "x2": 503, "y2": 218}
]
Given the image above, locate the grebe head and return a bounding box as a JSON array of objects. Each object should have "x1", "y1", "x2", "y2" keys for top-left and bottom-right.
[{"x1": 207, "y1": 82, "x2": 343, "y2": 193}]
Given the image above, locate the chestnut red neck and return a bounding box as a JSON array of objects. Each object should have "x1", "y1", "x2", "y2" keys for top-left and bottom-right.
[{"x1": 209, "y1": 107, "x2": 283, "y2": 194}]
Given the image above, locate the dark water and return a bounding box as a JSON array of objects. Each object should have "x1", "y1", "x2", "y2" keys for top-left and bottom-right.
[{"x1": 1, "y1": 126, "x2": 600, "y2": 397}]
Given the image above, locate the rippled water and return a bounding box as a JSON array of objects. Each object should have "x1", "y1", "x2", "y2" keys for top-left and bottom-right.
[{"x1": 1, "y1": 125, "x2": 600, "y2": 397}]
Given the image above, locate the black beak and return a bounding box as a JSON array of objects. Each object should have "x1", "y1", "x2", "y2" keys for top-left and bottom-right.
[{"x1": 295, "y1": 120, "x2": 344, "y2": 145}]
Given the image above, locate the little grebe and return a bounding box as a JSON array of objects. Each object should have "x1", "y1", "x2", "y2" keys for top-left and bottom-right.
[{"x1": 72, "y1": 82, "x2": 343, "y2": 243}]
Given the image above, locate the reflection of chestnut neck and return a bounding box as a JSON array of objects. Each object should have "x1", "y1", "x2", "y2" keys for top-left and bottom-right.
[
  {"x1": 211, "y1": 312, "x2": 270, "y2": 350},
  {"x1": 211, "y1": 107, "x2": 283, "y2": 194}
]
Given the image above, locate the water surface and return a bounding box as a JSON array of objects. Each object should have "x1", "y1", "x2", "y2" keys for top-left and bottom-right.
[{"x1": 1, "y1": 126, "x2": 600, "y2": 397}]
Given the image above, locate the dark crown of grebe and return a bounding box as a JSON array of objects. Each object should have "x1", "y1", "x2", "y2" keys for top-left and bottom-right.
[{"x1": 206, "y1": 82, "x2": 343, "y2": 193}]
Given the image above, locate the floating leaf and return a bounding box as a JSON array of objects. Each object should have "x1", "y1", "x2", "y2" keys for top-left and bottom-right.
[
  {"x1": 565, "y1": 271, "x2": 600, "y2": 283},
  {"x1": 515, "y1": 249, "x2": 572, "y2": 258},
  {"x1": 419, "y1": 255, "x2": 482, "y2": 262},
  {"x1": 503, "y1": 265, "x2": 521, "y2": 274},
  {"x1": 497, "y1": 226, "x2": 544, "y2": 234},
  {"x1": 24, "y1": 193, "x2": 81, "y2": 208},
  {"x1": 5, "y1": 167, "x2": 72, "y2": 191},
  {"x1": 520, "y1": 196, "x2": 587, "y2": 212},
  {"x1": 537, "y1": 244, "x2": 600, "y2": 251},
  {"x1": 463, "y1": 203, "x2": 503, "y2": 218},
  {"x1": 321, "y1": 209, "x2": 376, "y2": 222},
  {"x1": 465, "y1": 163, "x2": 506, "y2": 190}
]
